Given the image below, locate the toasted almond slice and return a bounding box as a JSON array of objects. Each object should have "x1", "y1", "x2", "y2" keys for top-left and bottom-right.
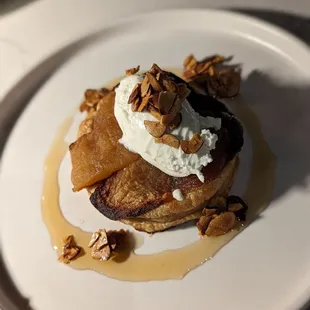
[
  {"x1": 162, "y1": 77, "x2": 177, "y2": 92},
  {"x1": 177, "y1": 84, "x2": 191, "y2": 101},
  {"x1": 126, "y1": 65, "x2": 140, "y2": 76},
  {"x1": 148, "y1": 106, "x2": 162, "y2": 120},
  {"x1": 202, "y1": 208, "x2": 217, "y2": 217},
  {"x1": 195, "y1": 62, "x2": 212, "y2": 74},
  {"x1": 205, "y1": 212, "x2": 236, "y2": 237},
  {"x1": 183, "y1": 69, "x2": 197, "y2": 80},
  {"x1": 128, "y1": 83, "x2": 141, "y2": 104},
  {"x1": 228, "y1": 203, "x2": 243, "y2": 212},
  {"x1": 155, "y1": 134, "x2": 180, "y2": 149},
  {"x1": 188, "y1": 132, "x2": 204, "y2": 153},
  {"x1": 209, "y1": 196, "x2": 227, "y2": 209},
  {"x1": 144, "y1": 120, "x2": 166, "y2": 138},
  {"x1": 88, "y1": 231, "x2": 100, "y2": 248},
  {"x1": 146, "y1": 72, "x2": 162, "y2": 92},
  {"x1": 183, "y1": 54, "x2": 197, "y2": 70},
  {"x1": 141, "y1": 75, "x2": 150, "y2": 97},
  {"x1": 149, "y1": 63, "x2": 163, "y2": 75},
  {"x1": 160, "y1": 97, "x2": 182, "y2": 126},
  {"x1": 131, "y1": 98, "x2": 141, "y2": 112},
  {"x1": 196, "y1": 215, "x2": 213, "y2": 235},
  {"x1": 158, "y1": 91, "x2": 177, "y2": 114},
  {"x1": 168, "y1": 113, "x2": 182, "y2": 131},
  {"x1": 181, "y1": 133, "x2": 203, "y2": 154},
  {"x1": 137, "y1": 94, "x2": 150, "y2": 112}
]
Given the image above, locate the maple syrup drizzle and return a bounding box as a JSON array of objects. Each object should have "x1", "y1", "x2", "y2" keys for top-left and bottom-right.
[{"x1": 41, "y1": 69, "x2": 276, "y2": 281}]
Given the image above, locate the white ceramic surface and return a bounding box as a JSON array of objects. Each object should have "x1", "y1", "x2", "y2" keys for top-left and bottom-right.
[{"x1": 1, "y1": 10, "x2": 310, "y2": 310}]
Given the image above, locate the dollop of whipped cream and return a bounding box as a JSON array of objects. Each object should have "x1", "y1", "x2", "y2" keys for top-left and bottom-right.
[{"x1": 114, "y1": 74, "x2": 221, "y2": 182}]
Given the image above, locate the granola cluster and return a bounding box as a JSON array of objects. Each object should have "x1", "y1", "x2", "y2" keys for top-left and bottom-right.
[{"x1": 196, "y1": 195, "x2": 248, "y2": 236}]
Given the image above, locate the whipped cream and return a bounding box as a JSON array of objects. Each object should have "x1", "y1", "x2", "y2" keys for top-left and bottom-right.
[
  {"x1": 172, "y1": 189, "x2": 184, "y2": 201},
  {"x1": 114, "y1": 74, "x2": 221, "y2": 182}
]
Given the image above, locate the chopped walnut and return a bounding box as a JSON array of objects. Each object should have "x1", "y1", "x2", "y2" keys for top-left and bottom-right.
[
  {"x1": 88, "y1": 229, "x2": 126, "y2": 261},
  {"x1": 197, "y1": 195, "x2": 248, "y2": 236},
  {"x1": 58, "y1": 235, "x2": 81, "y2": 264},
  {"x1": 126, "y1": 65, "x2": 140, "y2": 76}
]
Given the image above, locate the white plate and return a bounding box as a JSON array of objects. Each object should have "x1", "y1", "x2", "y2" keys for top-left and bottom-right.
[{"x1": 1, "y1": 9, "x2": 310, "y2": 310}]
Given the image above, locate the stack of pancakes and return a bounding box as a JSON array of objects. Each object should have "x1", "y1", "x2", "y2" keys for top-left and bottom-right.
[{"x1": 70, "y1": 73, "x2": 243, "y2": 233}]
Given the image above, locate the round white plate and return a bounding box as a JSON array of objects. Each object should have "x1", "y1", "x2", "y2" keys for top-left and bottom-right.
[{"x1": 1, "y1": 9, "x2": 310, "y2": 310}]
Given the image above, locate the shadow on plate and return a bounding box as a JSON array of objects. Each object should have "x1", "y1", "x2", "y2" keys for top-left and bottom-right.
[{"x1": 0, "y1": 9, "x2": 310, "y2": 310}]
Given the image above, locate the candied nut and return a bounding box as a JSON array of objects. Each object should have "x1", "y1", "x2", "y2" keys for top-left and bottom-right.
[
  {"x1": 183, "y1": 54, "x2": 197, "y2": 70},
  {"x1": 141, "y1": 75, "x2": 151, "y2": 97},
  {"x1": 85, "y1": 89, "x2": 102, "y2": 104},
  {"x1": 228, "y1": 203, "x2": 243, "y2": 212},
  {"x1": 128, "y1": 83, "x2": 141, "y2": 104},
  {"x1": 168, "y1": 113, "x2": 182, "y2": 131},
  {"x1": 160, "y1": 98, "x2": 182, "y2": 126},
  {"x1": 227, "y1": 195, "x2": 248, "y2": 221},
  {"x1": 181, "y1": 133, "x2": 204, "y2": 154},
  {"x1": 177, "y1": 84, "x2": 191, "y2": 101},
  {"x1": 88, "y1": 231, "x2": 100, "y2": 248},
  {"x1": 207, "y1": 68, "x2": 241, "y2": 98},
  {"x1": 205, "y1": 212, "x2": 236, "y2": 237},
  {"x1": 144, "y1": 120, "x2": 167, "y2": 138},
  {"x1": 89, "y1": 229, "x2": 126, "y2": 261},
  {"x1": 90, "y1": 229, "x2": 110, "y2": 261},
  {"x1": 196, "y1": 215, "x2": 213, "y2": 235},
  {"x1": 148, "y1": 106, "x2": 162, "y2": 120},
  {"x1": 126, "y1": 65, "x2": 140, "y2": 76},
  {"x1": 202, "y1": 208, "x2": 217, "y2": 217},
  {"x1": 162, "y1": 77, "x2": 177, "y2": 92},
  {"x1": 209, "y1": 196, "x2": 227, "y2": 211},
  {"x1": 155, "y1": 134, "x2": 180, "y2": 149},
  {"x1": 158, "y1": 91, "x2": 177, "y2": 114},
  {"x1": 146, "y1": 72, "x2": 162, "y2": 92},
  {"x1": 131, "y1": 98, "x2": 141, "y2": 112},
  {"x1": 137, "y1": 94, "x2": 150, "y2": 112},
  {"x1": 58, "y1": 235, "x2": 81, "y2": 264},
  {"x1": 149, "y1": 63, "x2": 163, "y2": 75}
]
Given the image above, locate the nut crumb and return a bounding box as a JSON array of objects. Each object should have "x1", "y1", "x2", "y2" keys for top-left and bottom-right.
[{"x1": 58, "y1": 235, "x2": 81, "y2": 264}]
